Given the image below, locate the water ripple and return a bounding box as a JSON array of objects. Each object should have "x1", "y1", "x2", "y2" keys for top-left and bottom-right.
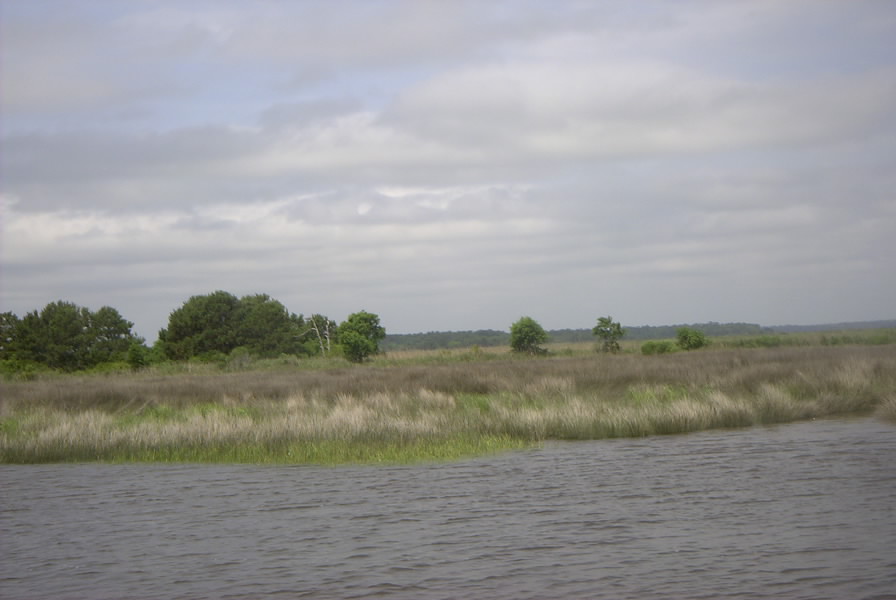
[{"x1": 2, "y1": 418, "x2": 895, "y2": 599}]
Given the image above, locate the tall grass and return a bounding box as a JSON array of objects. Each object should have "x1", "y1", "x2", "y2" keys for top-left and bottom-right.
[{"x1": 2, "y1": 345, "x2": 895, "y2": 464}]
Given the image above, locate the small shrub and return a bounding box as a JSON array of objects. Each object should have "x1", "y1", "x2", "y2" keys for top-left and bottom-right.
[
  {"x1": 85, "y1": 361, "x2": 131, "y2": 375},
  {"x1": 677, "y1": 327, "x2": 708, "y2": 350},
  {"x1": 641, "y1": 341, "x2": 675, "y2": 355},
  {"x1": 0, "y1": 359, "x2": 45, "y2": 380},
  {"x1": 127, "y1": 342, "x2": 148, "y2": 370},
  {"x1": 194, "y1": 350, "x2": 227, "y2": 364},
  {"x1": 226, "y1": 347, "x2": 253, "y2": 371}
]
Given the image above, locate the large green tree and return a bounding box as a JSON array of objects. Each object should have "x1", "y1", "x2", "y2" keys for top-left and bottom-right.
[
  {"x1": 510, "y1": 316, "x2": 548, "y2": 354},
  {"x1": 158, "y1": 291, "x2": 309, "y2": 360},
  {"x1": 159, "y1": 291, "x2": 241, "y2": 360},
  {"x1": 593, "y1": 315, "x2": 626, "y2": 353},
  {"x1": 338, "y1": 310, "x2": 385, "y2": 362},
  {"x1": 88, "y1": 306, "x2": 138, "y2": 365},
  {"x1": 235, "y1": 294, "x2": 306, "y2": 357},
  {"x1": 4, "y1": 301, "x2": 138, "y2": 371}
]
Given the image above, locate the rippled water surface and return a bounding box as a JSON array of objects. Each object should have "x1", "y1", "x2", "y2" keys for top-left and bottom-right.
[{"x1": 2, "y1": 418, "x2": 895, "y2": 599}]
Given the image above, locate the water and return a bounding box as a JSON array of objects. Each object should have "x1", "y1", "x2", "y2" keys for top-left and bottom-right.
[{"x1": 2, "y1": 418, "x2": 895, "y2": 600}]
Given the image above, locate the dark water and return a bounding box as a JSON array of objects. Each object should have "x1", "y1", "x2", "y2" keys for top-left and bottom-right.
[{"x1": 2, "y1": 418, "x2": 895, "y2": 600}]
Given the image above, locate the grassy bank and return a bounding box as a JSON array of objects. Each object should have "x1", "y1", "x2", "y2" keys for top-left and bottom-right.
[{"x1": 2, "y1": 345, "x2": 895, "y2": 464}]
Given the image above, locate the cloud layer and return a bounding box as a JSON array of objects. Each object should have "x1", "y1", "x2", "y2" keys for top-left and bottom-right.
[{"x1": 2, "y1": 0, "x2": 895, "y2": 339}]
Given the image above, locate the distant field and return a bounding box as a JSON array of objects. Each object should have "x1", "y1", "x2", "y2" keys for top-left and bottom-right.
[
  {"x1": 379, "y1": 321, "x2": 896, "y2": 352},
  {"x1": 3, "y1": 340, "x2": 895, "y2": 465},
  {"x1": 378, "y1": 327, "x2": 896, "y2": 363}
]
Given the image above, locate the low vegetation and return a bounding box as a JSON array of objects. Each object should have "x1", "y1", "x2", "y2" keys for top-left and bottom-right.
[
  {"x1": 676, "y1": 326, "x2": 708, "y2": 350},
  {"x1": 641, "y1": 340, "x2": 676, "y2": 355},
  {"x1": 2, "y1": 343, "x2": 895, "y2": 464}
]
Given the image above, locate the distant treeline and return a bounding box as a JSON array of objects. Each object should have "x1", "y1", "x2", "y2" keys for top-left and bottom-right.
[
  {"x1": 381, "y1": 322, "x2": 775, "y2": 351},
  {"x1": 616, "y1": 322, "x2": 772, "y2": 341},
  {"x1": 768, "y1": 320, "x2": 896, "y2": 333},
  {"x1": 380, "y1": 330, "x2": 511, "y2": 351},
  {"x1": 5, "y1": 293, "x2": 894, "y2": 373}
]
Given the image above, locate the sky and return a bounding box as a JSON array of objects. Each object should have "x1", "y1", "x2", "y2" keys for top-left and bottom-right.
[{"x1": 1, "y1": 0, "x2": 895, "y2": 340}]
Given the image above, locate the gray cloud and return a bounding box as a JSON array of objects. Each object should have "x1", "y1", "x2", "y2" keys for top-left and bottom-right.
[{"x1": 2, "y1": 0, "x2": 894, "y2": 338}]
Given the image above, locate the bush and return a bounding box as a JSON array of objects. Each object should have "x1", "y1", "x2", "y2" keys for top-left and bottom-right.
[
  {"x1": 226, "y1": 347, "x2": 253, "y2": 371},
  {"x1": 339, "y1": 331, "x2": 377, "y2": 363},
  {"x1": 676, "y1": 327, "x2": 708, "y2": 350},
  {"x1": 510, "y1": 317, "x2": 548, "y2": 355},
  {"x1": 0, "y1": 358, "x2": 45, "y2": 380},
  {"x1": 641, "y1": 341, "x2": 675, "y2": 355},
  {"x1": 194, "y1": 350, "x2": 227, "y2": 365},
  {"x1": 127, "y1": 342, "x2": 148, "y2": 370}
]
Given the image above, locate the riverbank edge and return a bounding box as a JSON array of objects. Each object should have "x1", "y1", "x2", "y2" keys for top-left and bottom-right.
[{"x1": 3, "y1": 393, "x2": 894, "y2": 466}]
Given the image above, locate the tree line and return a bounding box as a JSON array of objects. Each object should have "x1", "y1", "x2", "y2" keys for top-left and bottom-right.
[
  {"x1": 2, "y1": 291, "x2": 734, "y2": 375},
  {"x1": 1, "y1": 302, "x2": 138, "y2": 372},
  {"x1": 382, "y1": 321, "x2": 767, "y2": 351},
  {"x1": 1, "y1": 291, "x2": 385, "y2": 373},
  {"x1": 509, "y1": 315, "x2": 710, "y2": 355}
]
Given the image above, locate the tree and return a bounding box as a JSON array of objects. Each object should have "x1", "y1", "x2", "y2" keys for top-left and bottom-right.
[
  {"x1": 510, "y1": 316, "x2": 548, "y2": 354},
  {"x1": 0, "y1": 312, "x2": 20, "y2": 361},
  {"x1": 304, "y1": 313, "x2": 337, "y2": 356},
  {"x1": 235, "y1": 294, "x2": 306, "y2": 357},
  {"x1": 593, "y1": 315, "x2": 625, "y2": 353},
  {"x1": 33, "y1": 301, "x2": 91, "y2": 370},
  {"x1": 87, "y1": 306, "x2": 137, "y2": 365},
  {"x1": 127, "y1": 341, "x2": 149, "y2": 370},
  {"x1": 158, "y1": 291, "x2": 241, "y2": 360},
  {"x1": 159, "y1": 291, "x2": 310, "y2": 360},
  {"x1": 676, "y1": 327, "x2": 708, "y2": 350},
  {"x1": 338, "y1": 310, "x2": 385, "y2": 362},
  {"x1": 4, "y1": 301, "x2": 138, "y2": 371}
]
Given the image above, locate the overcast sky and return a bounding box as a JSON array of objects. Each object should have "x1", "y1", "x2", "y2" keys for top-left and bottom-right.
[{"x1": 2, "y1": 1, "x2": 894, "y2": 340}]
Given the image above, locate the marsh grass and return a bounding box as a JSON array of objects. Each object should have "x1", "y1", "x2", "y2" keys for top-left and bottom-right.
[
  {"x1": 2, "y1": 345, "x2": 894, "y2": 464},
  {"x1": 875, "y1": 395, "x2": 896, "y2": 423}
]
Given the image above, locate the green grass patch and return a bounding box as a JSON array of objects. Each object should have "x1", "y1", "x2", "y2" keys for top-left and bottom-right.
[
  {"x1": 0, "y1": 431, "x2": 532, "y2": 465},
  {"x1": 456, "y1": 393, "x2": 493, "y2": 414}
]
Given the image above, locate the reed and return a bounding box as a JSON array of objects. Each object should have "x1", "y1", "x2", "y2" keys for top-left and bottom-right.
[
  {"x1": 875, "y1": 396, "x2": 896, "y2": 423},
  {"x1": 2, "y1": 345, "x2": 894, "y2": 464}
]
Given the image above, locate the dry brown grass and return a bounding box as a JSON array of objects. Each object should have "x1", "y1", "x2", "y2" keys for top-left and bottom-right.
[{"x1": 2, "y1": 345, "x2": 894, "y2": 463}]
